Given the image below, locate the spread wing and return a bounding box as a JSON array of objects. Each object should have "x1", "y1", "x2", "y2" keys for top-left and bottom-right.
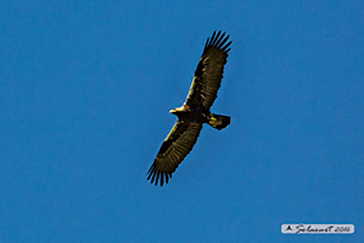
[
  {"x1": 147, "y1": 119, "x2": 203, "y2": 186},
  {"x1": 185, "y1": 31, "x2": 232, "y2": 109}
]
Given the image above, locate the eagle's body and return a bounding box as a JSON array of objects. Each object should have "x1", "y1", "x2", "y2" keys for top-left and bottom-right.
[{"x1": 147, "y1": 31, "x2": 232, "y2": 186}]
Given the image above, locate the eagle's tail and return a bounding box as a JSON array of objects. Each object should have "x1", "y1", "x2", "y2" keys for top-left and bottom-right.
[{"x1": 207, "y1": 113, "x2": 231, "y2": 130}]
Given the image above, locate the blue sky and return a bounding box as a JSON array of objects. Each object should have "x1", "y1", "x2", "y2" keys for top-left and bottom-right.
[{"x1": 1, "y1": 1, "x2": 363, "y2": 242}]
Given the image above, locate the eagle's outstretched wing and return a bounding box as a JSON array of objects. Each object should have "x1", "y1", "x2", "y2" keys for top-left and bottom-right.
[
  {"x1": 147, "y1": 119, "x2": 203, "y2": 186},
  {"x1": 185, "y1": 31, "x2": 232, "y2": 109}
]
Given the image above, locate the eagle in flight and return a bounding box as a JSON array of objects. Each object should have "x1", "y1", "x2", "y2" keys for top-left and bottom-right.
[{"x1": 147, "y1": 31, "x2": 232, "y2": 186}]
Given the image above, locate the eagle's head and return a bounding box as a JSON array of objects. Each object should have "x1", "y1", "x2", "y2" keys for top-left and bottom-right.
[{"x1": 169, "y1": 104, "x2": 190, "y2": 116}]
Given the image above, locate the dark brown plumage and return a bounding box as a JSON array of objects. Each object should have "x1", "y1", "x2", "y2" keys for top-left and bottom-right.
[{"x1": 147, "y1": 31, "x2": 232, "y2": 186}]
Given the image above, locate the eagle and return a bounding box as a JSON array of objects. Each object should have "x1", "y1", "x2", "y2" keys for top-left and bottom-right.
[{"x1": 147, "y1": 31, "x2": 232, "y2": 186}]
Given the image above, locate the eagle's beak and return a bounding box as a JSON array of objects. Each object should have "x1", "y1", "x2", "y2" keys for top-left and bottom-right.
[{"x1": 169, "y1": 109, "x2": 176, "y2": 114}]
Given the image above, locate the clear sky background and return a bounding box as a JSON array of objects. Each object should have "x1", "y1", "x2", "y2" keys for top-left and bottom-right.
[{"x1": 1, "y1": 1, "x2": 363, "y2": 242}]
